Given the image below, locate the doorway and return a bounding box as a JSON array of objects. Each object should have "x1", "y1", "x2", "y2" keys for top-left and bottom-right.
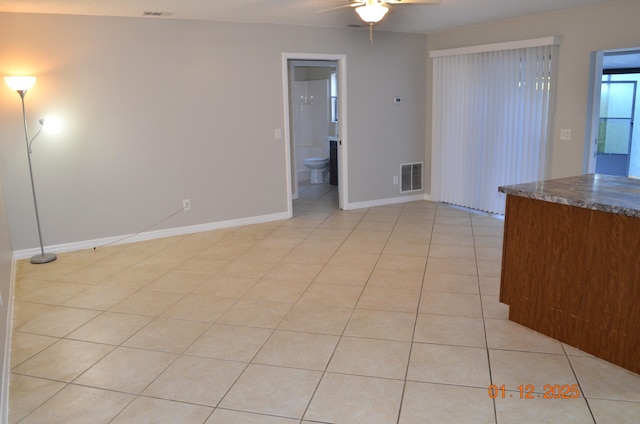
[
  {"x1": 585, "y1": 48, "x2": 640, "y2": 177},
  {"x1": 282, "y1": 53, "x2": 347, "y2": 215}
]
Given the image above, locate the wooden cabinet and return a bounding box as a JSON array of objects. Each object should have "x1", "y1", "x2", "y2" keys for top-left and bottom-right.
[{"x1": 500, "y1": 194, "x2": 640, "y2": 374}]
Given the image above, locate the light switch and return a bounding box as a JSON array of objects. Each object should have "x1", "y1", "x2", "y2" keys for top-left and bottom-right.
[{"x1": 274, "y1": 128, "x2": 282, "y2": 140}]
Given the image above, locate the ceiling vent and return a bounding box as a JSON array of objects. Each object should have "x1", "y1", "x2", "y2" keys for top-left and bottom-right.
[{"x1": 142, "y1": 11, "x2": 173, "y2": 17}]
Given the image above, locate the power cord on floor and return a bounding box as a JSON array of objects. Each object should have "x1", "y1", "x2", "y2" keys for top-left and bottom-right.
[{"x1": 93, "y1": 206, "x2": 186, "y2": 251}]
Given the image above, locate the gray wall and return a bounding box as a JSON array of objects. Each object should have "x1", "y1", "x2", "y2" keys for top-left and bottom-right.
[
  {"x1": 425, "y1": 0, "x2": 640, "y2": 192},
  {"x1": 0, "y1": 176, "x2": 13, "y2": 415},
  {"x1": 0, "y1": 13, "x2": 426, "y2": 251}
]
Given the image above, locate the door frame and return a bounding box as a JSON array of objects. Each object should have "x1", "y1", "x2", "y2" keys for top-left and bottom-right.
[{"x1": 281, "y1": 52, "x2": 348, "y2": 214}]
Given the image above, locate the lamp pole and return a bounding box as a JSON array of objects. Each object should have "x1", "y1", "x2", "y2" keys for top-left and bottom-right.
[
  {"x1": 17, "y1": 90, "x2": 56, "y2": 264},
  {"x1": 4, "y1": 76, "x2": 57, "y2": 264}
]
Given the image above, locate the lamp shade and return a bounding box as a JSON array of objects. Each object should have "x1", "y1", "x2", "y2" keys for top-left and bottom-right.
[
  {"x1": 4, "y1": 76, "x2": 36, "y2": 91},
  {"x1": 355, "y1": 3, "x2": 389, "y2": 23}
]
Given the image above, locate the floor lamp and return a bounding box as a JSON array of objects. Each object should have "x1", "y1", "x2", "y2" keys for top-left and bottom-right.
[{"x1": 4, "y1": 76, "x2": 57, "y2": 264}]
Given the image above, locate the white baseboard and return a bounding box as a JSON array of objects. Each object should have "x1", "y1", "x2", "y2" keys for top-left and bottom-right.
[
  {"x1": 13, "y1": 211, "x2": 290, "y2": 259},
  {"x1": 344, "y1": 193, "x2": 432, "y2": 210}
]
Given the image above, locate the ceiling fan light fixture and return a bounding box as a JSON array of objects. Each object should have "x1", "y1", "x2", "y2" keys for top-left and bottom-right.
[{"x1": 355, "y1": 3, "x2": 389, "y2": 23}]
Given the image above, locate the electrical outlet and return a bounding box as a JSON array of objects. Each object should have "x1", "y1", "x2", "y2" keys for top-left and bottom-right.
[
  {"x1": 183, "y1": 199, "x2": 191, "y2": 211},
  {"x1": 560, "y1": 129, "x2": 572, "y2": 141},
  {"x1": 393, "y1": 176, "x2": 399, "y2": 185}
]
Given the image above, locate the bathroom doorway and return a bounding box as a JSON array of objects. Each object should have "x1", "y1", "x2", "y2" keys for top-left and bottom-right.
[
  {"x1": 585, "y1": 48, "x2": 640, "y2": 177},
  {"x1": 282, "y1": 53, "x2": 347, "y2": 213}
]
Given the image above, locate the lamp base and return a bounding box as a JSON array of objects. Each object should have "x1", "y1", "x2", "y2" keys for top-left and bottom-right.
[{"x1": 30, "y1": 253, "x2": 57, "y2": 264}]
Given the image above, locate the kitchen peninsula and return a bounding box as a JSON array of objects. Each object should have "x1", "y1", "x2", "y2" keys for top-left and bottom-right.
[{"x1": 499, "y1": 174, "x2": 640, "y2": 374}]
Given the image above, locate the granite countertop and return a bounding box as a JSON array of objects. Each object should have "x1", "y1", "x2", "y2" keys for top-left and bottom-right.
[{"x1": 498, "y1": 174, "x2": 640, "y2": 218}]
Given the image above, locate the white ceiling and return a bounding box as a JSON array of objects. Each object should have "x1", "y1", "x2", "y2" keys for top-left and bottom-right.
[{"x1": 0, "y1": 0, "x2": 611, "y2": 34}]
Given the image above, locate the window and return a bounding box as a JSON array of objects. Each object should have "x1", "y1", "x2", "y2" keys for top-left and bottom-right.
[{"x1": 330, "y1": 72, "x2": 338, "y2": 122}]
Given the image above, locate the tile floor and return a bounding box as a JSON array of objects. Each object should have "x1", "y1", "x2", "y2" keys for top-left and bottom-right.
[{"x1": 8, "y1": 182, "x2": 640, "y2": 423}]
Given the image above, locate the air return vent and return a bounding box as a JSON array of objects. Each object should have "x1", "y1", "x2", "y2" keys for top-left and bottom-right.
[
  {"x1": 400, "y1": 162, "x2": 423, "y2": 193},
  {"x1": 143, "y1": 11, "x2": 173, "y2": 17}
]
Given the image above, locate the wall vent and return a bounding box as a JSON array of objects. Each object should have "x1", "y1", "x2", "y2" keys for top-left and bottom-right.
[{"x1": 400, "y1": 162, "x2": 423, "y2": 193}]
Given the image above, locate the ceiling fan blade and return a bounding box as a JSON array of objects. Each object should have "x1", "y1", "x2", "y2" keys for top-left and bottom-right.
[
  {"x1": 318, "y1": 2, "x2": 363, "y2": 14},
  {"x1": 383, "y1": 0, "x2": 441, "y2": 4}
]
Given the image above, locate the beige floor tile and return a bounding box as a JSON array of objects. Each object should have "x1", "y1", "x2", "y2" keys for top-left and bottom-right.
[
  {"x1": 13, "y1": 339, "x2": 113, "y2": 382},
  {"x1": 122, "y1": 317, "x2": 209, "y2": 353},
  {"x1": 570, "y1": 356, "x2": 640, "y2": 402},
  {"x1": 15, "y1": 279, "x2": 91, "y2": 305},
  {"x1": 143, "y1": 356, "x2": 245, "y2": 406},
  {"x1": 588, "y1": 398, "x2": 640, "y2": 423},
  {"x1": 399, "y1": 381, "x2": 495, "y2": 424},
  {"x1": 17, "y1": 261, "x2": 84, "y2": 281},
  {"x1": 382, "y1": 240, "x2": 429, "y2": 257},
  {"x1": 144, "y1": 270, "x2": 210, "y2": 293},
  {"x1": 16, "y1": 306, "x2": 101, "y2": 338},
  {"x1": 327, "y1": 251, "x2": 381, "y2": 269},
  {"x1": 413, "y1": 313, "x2": 486, "y2": 348},
  {"x1": 419, "y1": 291, "x2": 482, "y2": 318},
  {"x1": 423, "y1": 272, "x2": 479, "y2": 294},
  {"x1": 253, "y1": 330, "x2": 339, "y2": 371},
  {"x1": 408, "y1": 343, "x2": 490, "y2": 388},
  {"x1": 340, "y1": 237, "x2": 387, "y2": 254},
  {"x1": 111, "y1": 396, "x2": 212, "y2": 423},
  {"x1": 108, "y1": 289, "x2": 184, "y2": 316},
  {"x1": 328, "y1": 337, "x2": 410, "y2": 379},
  {"x1": 367, "y1": 268, "x2": 424, "y2": 290},
  {"x1": 344, "y1": 309, "x2": 416, "y2": 341},
  {"x1": 100, "y1": 267, "x2": 166, "y2": 288},
  {"x1": 171, "y1": 257, "x2": 231, "y2": 275},
  {"x1": 477, "y1": 258, "x2": 502, "y2": 277},
  {"x1": 243, "y1": 279, "x2": 309, "y2": 303},
  {"x1": 75, "y1": 346, "x2": 177, "y2": 393},
  {"x1": 481, "y1": 295, "x2": 509, "y2": 319},
  {"x1": 490, "y1": 349, "x2": 578, "y2": 392},
  {"x1": 130, "y1": 254, "x2": 191, "y2": 273},
  {"x1": 10, "y1": 332, "x2": 58, "y2": 368},
  {"x1": 428, "y1": 244, "x2": 476, "y2": 259},
  {"x1": 161, "y1": 294, "x2": 236, "y2": 322},
  {"x1": 263, "y1": 262, "x2": 323, "y2": 282},
  {"x1": 219, "y1": 258, "x2": 276, "y2": 278},
  {"x1": 185, "y1": 324, "x2": 272, "y2": 362},
  {"x1": 206, "y1": 409, "x2": 299, "y2": 423},
  {"x1": 495, "y1": 395, "x2": 594, "y2": 424},
  {"x1": 199, "y1": 244, "x2": 250, "y2": 260},
  {"x1": 19, "y1": 384, "x2": 134, "y2": 424},
  {"x1": 313, "y1": 264, "x2": 372, "y2": 286},
  {"x1": 193, "y1": 275, "x2": 258, "y2": 298},
  {"x1": 429, "y1": 232, "x2": 475, "y2": 247},
  {"x1": 479, "y1": 275, "x2": 501, "y2": 295},
  {"x1": 357, "y1": 286, "x2": 421, "y2": 313},
  {"x1": 484, "y1": 319, "x2": 564, "y2": 354},
  {"x1": 219, "y1": 364, "x2": 322, "y2": 419},
  {"x1": 62, "y1": 285, "x2": 136, "y2": 310},
  {"x1": 426, "y1": 257, "x2": 478, "y2": 275},
  {"x1": 66, "y1": 312, "x2": 153, "y2": 345},
  {"x1": 298, "y1": 284, "x2": 363, "y2": 308},
  {"x1": 217, "y1": 300, "x2": 293, "y2": 328},
  {"x1": 8, "y1": 374, "x2": 66, "y2": 423},
  {"x1": 277, "y1": 303, "x2": 352, "y2": 335},
  {"x1": 11, "y1": 302, "x2": 54, "y2": 329},
  {"x1": 375, "y1": 255, "x2": 426, "y2": 273},
  {"x1": 304, "y1": 373, "x2": 404, "y2": 424}
]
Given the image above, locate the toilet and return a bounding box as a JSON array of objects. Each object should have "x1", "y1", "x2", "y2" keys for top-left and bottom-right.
[{"x1": 303, "y1": 157, "x2": 330, "y2": 184}]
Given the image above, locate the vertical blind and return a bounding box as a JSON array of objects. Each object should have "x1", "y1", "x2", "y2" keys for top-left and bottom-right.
[{"x1": 431, "y1": 39, "x2": 558, "y2": 214}]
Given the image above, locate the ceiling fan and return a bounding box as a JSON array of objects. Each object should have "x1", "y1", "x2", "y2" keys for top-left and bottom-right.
[{"x1": 336, "y1": 0, "x2": 442, "y2": 43}]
